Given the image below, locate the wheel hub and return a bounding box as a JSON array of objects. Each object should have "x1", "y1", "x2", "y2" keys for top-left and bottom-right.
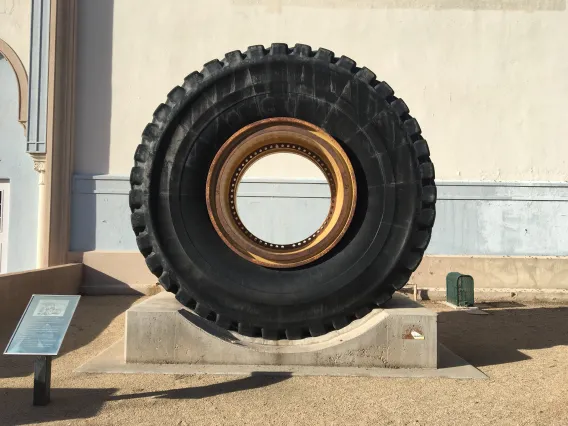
[{"x1": 206, "y1": 117, "x2": 357, "y2": 268}]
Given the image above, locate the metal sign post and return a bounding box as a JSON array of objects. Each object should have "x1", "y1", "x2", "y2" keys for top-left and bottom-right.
[
  {"x1": 34, "y1": 355, "x2": 52, "y2": 406},
  {"x1": 4, "y1": 295, "x2": 81, "y2": 406}
]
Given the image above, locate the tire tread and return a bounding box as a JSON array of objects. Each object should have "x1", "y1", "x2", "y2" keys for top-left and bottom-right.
[{"x1": 129, "y1": 43, "x2": 436, "y2": 340}]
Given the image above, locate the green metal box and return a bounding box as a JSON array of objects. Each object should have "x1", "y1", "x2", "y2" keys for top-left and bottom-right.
[{"x1": 446, "y1": 272, "x2": 474, "y2": 307}]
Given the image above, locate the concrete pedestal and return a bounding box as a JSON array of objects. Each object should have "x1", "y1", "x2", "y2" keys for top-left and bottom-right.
[{"x1": 125, "y1": 292, "x2": 438, "y2": 369}]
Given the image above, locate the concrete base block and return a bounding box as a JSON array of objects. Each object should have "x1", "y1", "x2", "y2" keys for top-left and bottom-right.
[
  {"x1": 125, "y1": 292, "x2": 438, "y2": 369},
  {"x1": 77, "y1": 339, "x2": 486, "y2": 379}
]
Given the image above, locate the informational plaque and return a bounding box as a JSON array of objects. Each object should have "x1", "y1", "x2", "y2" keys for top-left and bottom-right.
[{"x1": 4, "y1": 295, "x2": 81, "y2": 356}]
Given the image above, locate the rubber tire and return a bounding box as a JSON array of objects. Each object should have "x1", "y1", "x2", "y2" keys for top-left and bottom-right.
[{"x1": 129, "y1": 43, "x2": 436, "y2": 340}]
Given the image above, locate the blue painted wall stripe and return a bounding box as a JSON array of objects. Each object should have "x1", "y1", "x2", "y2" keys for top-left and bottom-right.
[{"x1": 70, "y1": 174, "x2": 568, "y2": 256}]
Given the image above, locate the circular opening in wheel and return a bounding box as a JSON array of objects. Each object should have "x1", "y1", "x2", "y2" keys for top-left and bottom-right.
[
  {"x1": 206, "y1": 118, "x2": 356, "y2": 268},
  {"x1": 235, "y1": 152, "x2": 331, "y2": 245}
]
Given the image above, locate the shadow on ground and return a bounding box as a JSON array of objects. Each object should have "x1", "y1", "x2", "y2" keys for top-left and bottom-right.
[
  {"x1": 110, "y1": 372, "x2": 291, "y2": 401},
  {"x1": 0, "y1": 387, "x2": 118, "y2": 425},
  {"x1": 0, "y1": 296, "x2": 140, "y2": 379},
  {"x1": 0, "y1": 373, "x2": 289, "y2": 425},
  {"x1": 438, "y1": 305, "x2": 568, "y2": 367}
]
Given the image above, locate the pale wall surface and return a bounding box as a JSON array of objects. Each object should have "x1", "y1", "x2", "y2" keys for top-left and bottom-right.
[
  {"x1": 0, "y1": 0, "x2": 30, "y2": 71},
  {"x1": 244, "y1": 153, "x2": 327, "y2": 179},
  {"x1": 74, "y1": 0, "x2": 568, "y2": 181},
  {"x1": 0, "y1": 57, "x2": 38, "y2": 273},
  {"x1": 70, "y1": 1, "x2": 568, "y2": 270}
]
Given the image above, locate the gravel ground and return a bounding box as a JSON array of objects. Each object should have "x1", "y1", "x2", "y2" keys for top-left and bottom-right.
[{"x1": 1, "y1": 296, "x2": 567, "y2": 426}]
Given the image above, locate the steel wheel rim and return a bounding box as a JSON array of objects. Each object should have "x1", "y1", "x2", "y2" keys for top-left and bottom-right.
[{"x1": 206, "y1": 117, "x2": 357, "y2": 268}]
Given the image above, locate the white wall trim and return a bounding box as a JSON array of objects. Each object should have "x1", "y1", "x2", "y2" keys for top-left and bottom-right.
[{"x1": 27, "y1": 0, "x2": 51, "y2": 154}]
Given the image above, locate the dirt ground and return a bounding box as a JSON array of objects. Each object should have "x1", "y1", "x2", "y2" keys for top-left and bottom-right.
[{"x1": 0, "y1": 296, "x2": 567, "y2": 426}]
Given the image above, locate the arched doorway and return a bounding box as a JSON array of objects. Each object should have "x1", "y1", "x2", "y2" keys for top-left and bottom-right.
[{"x1": 0, "y1": 39, "x2": 37, "y2": 273}]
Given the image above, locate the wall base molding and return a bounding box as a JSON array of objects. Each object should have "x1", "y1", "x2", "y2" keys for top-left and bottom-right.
[
  {"x1": 0, "y1": 264, "x2": 82, "y2": 333},
  {"x1": 411, "y1": 255, "x2": 568, "y2": 291},
  {"x1": 69, "y1": 251, "x2": 160, "y2": 296},
  {"x1": 401, "y1": 287, "x2": 568, "y2": 303},
  {"x1": 70, "y1": 251, "x2": 568, "y2": 298}
]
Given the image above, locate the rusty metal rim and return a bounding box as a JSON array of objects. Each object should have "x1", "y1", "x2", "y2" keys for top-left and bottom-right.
[{"x1": 206, "y1": 117, "x2": 357, "y2": 268}]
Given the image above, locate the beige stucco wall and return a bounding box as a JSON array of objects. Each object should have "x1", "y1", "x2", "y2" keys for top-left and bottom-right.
[
  {"x1": 0, "y1": 0, "x2": 30, "y2": 70},
  {"x1": 75, "y1": 0, "x2": 568, "y2": 181}
]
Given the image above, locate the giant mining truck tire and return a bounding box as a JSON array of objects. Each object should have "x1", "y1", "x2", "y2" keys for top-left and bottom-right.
[{"x1": 129, "y1": 43, "x2": 436, "y2": 340}]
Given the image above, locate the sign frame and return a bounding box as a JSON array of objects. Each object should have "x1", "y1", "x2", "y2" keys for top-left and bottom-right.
[{"x1": 4, "y1": 294, "x2": 81, "y2": 356}]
